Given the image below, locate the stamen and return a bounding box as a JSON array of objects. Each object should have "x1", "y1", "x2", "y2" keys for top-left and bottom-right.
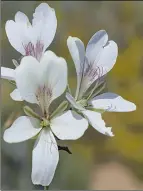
[
  {"x1": 23, "y1": 40, "x2": 44, "y2": 61},
  {"x1": 40, "y1": 118, "x2": 50, "y2": 128},
  {"x1": 36, "y1": 85, "x2": 52, "y2": 117},
  {"x1": 78, "y1": 57, "x2": 106, "y2": 99}
]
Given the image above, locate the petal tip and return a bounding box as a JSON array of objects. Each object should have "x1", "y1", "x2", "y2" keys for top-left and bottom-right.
[
  {"x1": 3, "y1": 131, "x2": 12, "y2": 143},
  {"x1": 105, "y1": 127, "x2": 114, "y2": 137},
  {"x1": 132, "y1": 103, "x2": 137, "y2": 111}
]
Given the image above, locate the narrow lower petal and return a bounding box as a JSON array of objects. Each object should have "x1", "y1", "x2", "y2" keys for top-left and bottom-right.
[
  {"x1": 1, "y1": 67, "x2": 15, "y2": 80},
  {"x1": 3, "y1": 116, "x2": 41, "y2": 143},
  {"x1": 10, "y1": 89, "x2": 23, "y2": 101},
  {"x1": 51, "y1": 110, "x2": 88, "y2": 140},
  {"x1": 89, "y1": 93, "x2": 136, "y2": 112},
  {"x1": 82, "y1": 110, "x2": 114, "y2": 137},
  {"x1": 67, "y1": 36, "x2": 85, "y2": 98},
  {"x1": 32, "y1": 129, "x2": 59, "y2": 186}
]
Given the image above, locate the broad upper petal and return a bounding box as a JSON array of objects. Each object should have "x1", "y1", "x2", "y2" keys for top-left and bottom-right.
[
  {"x1": 5, "y1": 12, "x2": 30, "y2": 55},
  {"x1": 95, "y1": 40, "x2": 118, "y2": 76},
  {"x1": 32, "y1": 3, "x2": 57, "y2": 51},
  {"x1": 10, "y1": 89, "x2": 23, "y2": 101},
  {"x1": 82, "y1": 110, "x2": 114, "y2": 137},
  {"x1": 51, "y1": 110, "x2": 88, "y2": 140},
  {"x1": 86, "y1": 30, "x2": 108, "y2": 64},
  {"x1": 78, "y1": 31, "x2": 118, "y2": 99},
  {"x1": 3, "y1": 116, "x2": 41, "y2": 143},
  {"x1": 86, "y1": 30, "x2": 117, "y2": 75},
  {"x1": 89, "y1": 93, "x2": 136, "y2": 112},
  {"x1": 15, "y1": 56, "x2": 40, "y2": 103},
  {"x1": 32, "y1": 129, "x2": 59, "y2": 186},
  {"x1": 1, "y1": 67, "x2": 15, "y2": 80},
  {"x1": 39, "y1": 51, "x2": 67, "y2": 102},
  {"x1": 15, "y1": 51, "x2": 67, "y2": 105}
]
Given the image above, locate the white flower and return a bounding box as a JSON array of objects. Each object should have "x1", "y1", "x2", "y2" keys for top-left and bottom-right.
[
  {"x1": 3, "y1": 51, "x2": 88, "y2": 186},
  {"x1": 2, "y1": 3, "x2": 57, "y2": 100},
  {"x1": 66, "y1": 30, "x2": 136, "y2": 136},
  {"x1": 5, "y1": 3, "x2": 57, "y2": 61}
]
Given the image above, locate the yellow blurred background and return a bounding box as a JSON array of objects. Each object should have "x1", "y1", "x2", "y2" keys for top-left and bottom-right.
[{"x1": 1, "y1": 1, "x2": 143, "y2": 190}]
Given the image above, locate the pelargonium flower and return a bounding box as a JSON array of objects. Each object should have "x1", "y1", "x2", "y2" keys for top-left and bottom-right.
[
  {"x1": 2, "y1": 3, "x2": 57, "y2": 93},
  {"x1": 66, "y1": 30, "x2": 136, "y2": 136},
  {"x1": 6, "y1": 3, "x2": 57, "y2": 61},
  {"x1": 3, "y1": 51, "x2": 88, "y2": 186}
]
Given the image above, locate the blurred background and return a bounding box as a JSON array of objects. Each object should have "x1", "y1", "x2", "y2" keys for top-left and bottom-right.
[{"x1": 1, "y1": 1, "x2": 143, "y2": 190}]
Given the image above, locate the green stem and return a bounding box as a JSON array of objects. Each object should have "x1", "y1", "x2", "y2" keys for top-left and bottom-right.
[
  {"x1": 12, "y1": 59, "x2": 19, "y2": 67},
  {"x1": 44, "y1": 186, "x2": 49, "y2": 190},
  {"x1": 8, "y1": 80, "x2": 16, "y2": 86},
  {"x1": 86, "y1": 81, "x2": 106, "y2": 101}
]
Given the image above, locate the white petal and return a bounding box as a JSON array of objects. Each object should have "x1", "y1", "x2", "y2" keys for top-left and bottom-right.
[
  {"x1": 10, "y1": 89, "x2": 23, "y2": 101},
  {"x1": 15, "y1": 56, "x2": 40, "y2": 103},
  {"x1": 32, "y1": 129, "x2": 59, "y2": 186},
  {"x1": 95, "y1": 40, "x2": 118, "y2": 75},
  {"x1": 15, "y1": 11, "x2": 29, "y2": 24},
  {"x1": 67, "y1": 36, "x2": 85, "y2": 99},
  {"x1": 3, "y1": 116, "x2": 41, "y2": 143},
  {"x1": 82, "y1": 110, "x2": 114, "y2": 137},
  {"x1": 86, "y1": 30, "x2": 108, "y2": 64},
  {"x1": 1, "y1": 67, "x2": 15, "y2": 80},
  {"x1": 39, "y1": 51, "x2": 67, "y2": 102},
  {"x1": 5, "y1": 16, "x2": 30, "y2": 55},
  {"x1": 51, "y1": 110, "x2": 88, "y2": 140},
  {"x1": 89, "y1": 93, "x2": 136, "y2": 112},
  {"x1": 15, "y1": 51, "x2": 67, "y2": 104},
  {"x1": 66, "y1": 92, "x2": 85, "y2": 111},
  {"x1": 78, "y1": 31, "x2": 118, "y2": 98},
  {"x1": 32, "y1": 3, "x2": 57, "y2": 51}
]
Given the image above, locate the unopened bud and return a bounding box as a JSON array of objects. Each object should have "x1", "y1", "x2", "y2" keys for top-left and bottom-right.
[
  {"x1": 23, "y1": 106, "x2": 41, "y2": 120},
  {"x1": 12, "y1": 59, "x2": 19, "y2": 68}
]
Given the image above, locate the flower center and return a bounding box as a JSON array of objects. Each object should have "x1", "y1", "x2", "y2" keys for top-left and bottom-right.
[
  {"x1": 23, "y1": 40, "x2": 44, "y2": 61},
  {"x1": 40, "y1": 118, "x2": 50, "y2": 128},
  {"x1": 36, "y1": 85, "x2": 52, "y2": 118},
  {"x1": 77, "y1": 99, "x2": 87, "y2": 107}
]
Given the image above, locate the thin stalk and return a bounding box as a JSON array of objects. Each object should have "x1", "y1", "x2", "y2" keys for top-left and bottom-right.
[
  {"x1": 12, "y1": 59, "x2": 19, "y2": 67},
  {"x1": 44, "y1": 186, "x2": 49, "y2": 190},
  {"x1": 8, "y1": 80, "x2": 16, "y2": 86},
  {"x1": 86, "y1": 81, "x2": 106, "y2": 101},
  {"x1": 90, "y1": 82, "x2": 106, "y2": 99},
  {"x1": 50, "y1": 101, "x2": 68, "y2": 119}
]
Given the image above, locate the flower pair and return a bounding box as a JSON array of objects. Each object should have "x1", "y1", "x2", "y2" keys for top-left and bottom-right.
[{"x1": 2, "y1": 2, "x2": 136, "y2": 187}]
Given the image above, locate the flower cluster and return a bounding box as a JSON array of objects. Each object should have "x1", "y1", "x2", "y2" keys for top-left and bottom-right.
[{"x1": 2, "y1": 3, "x2": 136, "y2": 187}]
